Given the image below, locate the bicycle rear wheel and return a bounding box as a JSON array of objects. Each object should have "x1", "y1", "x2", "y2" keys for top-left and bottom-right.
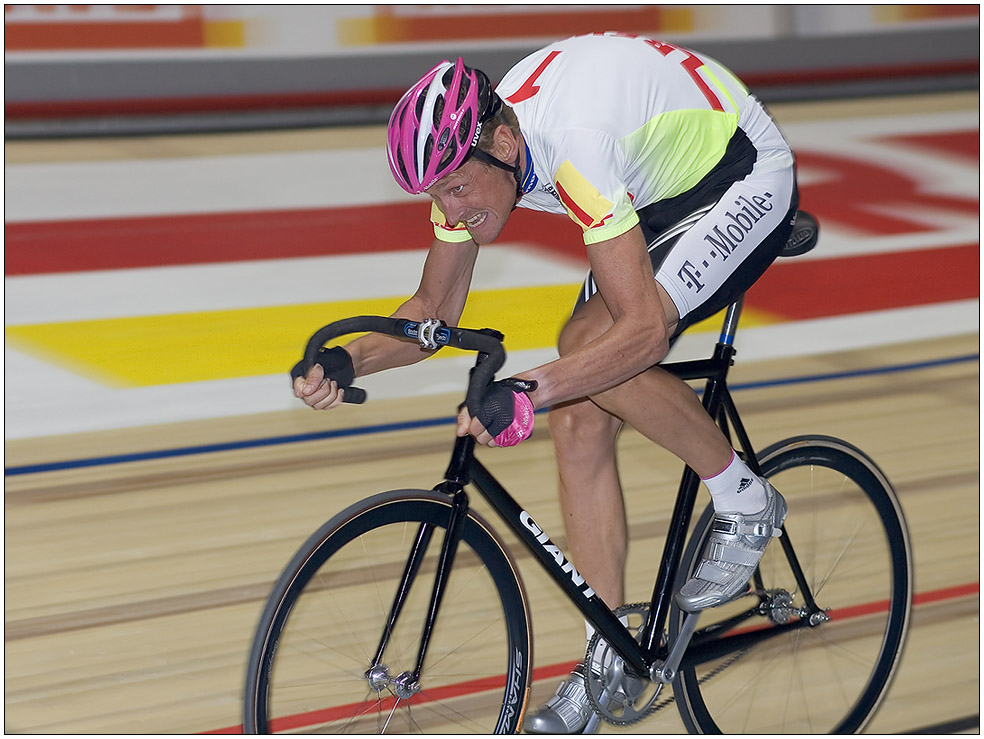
[
  {"x1": 243, "y1": 490, "x2": 532, "y2": 734},
  {"x1": 672, "y1": 435, "x2": 912, "y2": 733}
]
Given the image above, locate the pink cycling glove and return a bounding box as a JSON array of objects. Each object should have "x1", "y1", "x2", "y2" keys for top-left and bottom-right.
[
  {"x1": 493, "y1": 390, "x2": 536, "y2": 447},
  {"x1": 475, "y1": 378, "x2": 538, "y2": 447}
]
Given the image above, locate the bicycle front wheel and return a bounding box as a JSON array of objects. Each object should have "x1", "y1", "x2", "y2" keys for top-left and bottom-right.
[
  {"x1": 243, "y1": 490, "x2": 532, "y2": 734},
  {"x1": 672, "y1": 435, "x2": 912, "y2": 733}
]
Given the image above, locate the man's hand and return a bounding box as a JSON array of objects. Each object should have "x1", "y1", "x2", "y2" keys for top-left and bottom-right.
[
  {"x1": 293, "y1": 363, "x2": 348, "y2": 410},
  {"x1": 458, "y1": 378, "x2": 537, "y2": 447},
  {"x1": 291, "y1": 346, "x2": 355, "y2": 411}
]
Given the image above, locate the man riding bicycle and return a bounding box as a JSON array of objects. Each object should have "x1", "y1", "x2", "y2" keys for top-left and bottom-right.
[{"x1": 294, "y1": 32, "x2": 798, "y2": 733}]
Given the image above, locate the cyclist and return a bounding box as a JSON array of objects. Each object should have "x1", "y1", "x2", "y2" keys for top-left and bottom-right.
[{"x1": 293, "y1": 32, "x2": 797, "y2": 733}]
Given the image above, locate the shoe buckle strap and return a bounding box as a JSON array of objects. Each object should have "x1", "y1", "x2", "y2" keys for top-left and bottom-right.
[
  {"x1": 711, "y1": 516, "x2": 777, "y2": 539},
  {"x1": 692, "y1": 560, "x2": 732, "y2": 584},
  {"x1": 555, "y1": 678, "x2": 588, "y2": 703},
  {"x1": 710, "y1": 517, "x2": 739, "y2": 536},
  {"x1": 708, "y1": 541, "x2": 762, "y2": 567},
  {"x1": 547, "y1": 680, "x2": 591, "y2": 727}
]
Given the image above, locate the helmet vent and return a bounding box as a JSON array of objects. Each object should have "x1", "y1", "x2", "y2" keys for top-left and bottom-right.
[
  {"x1": 458, "y1": 109, "x2": 473, "y2": 147},
  {"x1": 432, "y1": 93, "x2": 445, "y2": 129}
]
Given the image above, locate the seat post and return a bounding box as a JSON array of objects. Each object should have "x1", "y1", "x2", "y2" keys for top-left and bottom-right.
[{"x1": 718, "y1": 296, "x2": 745, "y2": 348}]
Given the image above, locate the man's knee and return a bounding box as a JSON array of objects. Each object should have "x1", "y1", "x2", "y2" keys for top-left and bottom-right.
[
  {"x1": 558, "y1": 309, "x2": 608, "y2": 357},
  {"x1": 548, "y1": 400, "x2": 620, "y2": 452}
]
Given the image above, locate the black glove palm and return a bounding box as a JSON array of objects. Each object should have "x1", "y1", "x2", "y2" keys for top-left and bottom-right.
[
  {"x1": 476, "y1": 378, "x2": 538, "y2": 436},
  {"x1": 290, "y1": 346, "x2": 355, "y2": 388}
]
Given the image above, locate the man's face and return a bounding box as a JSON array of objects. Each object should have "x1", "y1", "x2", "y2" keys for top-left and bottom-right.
[{"x1": 425, "y1": 156, "x2": 516, "y2": 245}]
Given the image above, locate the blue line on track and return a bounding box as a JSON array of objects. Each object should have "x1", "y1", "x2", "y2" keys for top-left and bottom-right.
[{"x1": 5, "y1": 353, "x2": 977, "y2": 477}]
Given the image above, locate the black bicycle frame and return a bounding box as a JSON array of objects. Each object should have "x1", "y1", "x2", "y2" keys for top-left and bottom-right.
[
  {"x1": 304, "y1": 288, "x2": 823, "y2": 687},
  {"x1": 462, "y1": 299, "x2": 759, "y2": 678},
  {"x1": 409, "y1": 298, "x2": 820, "y2": 682}
]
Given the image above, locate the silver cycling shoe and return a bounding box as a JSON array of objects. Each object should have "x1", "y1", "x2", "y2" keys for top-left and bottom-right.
[
  {"x1": 676, "y1": 480, "x2": 787, "y2": 612},
  {"x1": 523, "y1": 664, "x2": 597, "y2": 734}
]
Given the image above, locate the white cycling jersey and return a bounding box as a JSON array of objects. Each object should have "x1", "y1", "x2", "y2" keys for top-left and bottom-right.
[{"x1": 432, "y1": 32, "x2": 794, "y2": 245}]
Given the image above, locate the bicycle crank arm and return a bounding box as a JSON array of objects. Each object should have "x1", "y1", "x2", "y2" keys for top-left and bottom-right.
[{"x1": 652, "y1": 611, "x2": 700, "y2": 684}]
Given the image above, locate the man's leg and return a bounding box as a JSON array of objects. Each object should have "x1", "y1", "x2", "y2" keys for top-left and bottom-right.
[
  {"x1": 554, "y1": 282, "x2": 783, "y2": 607},
  {"x1": 527, "y1": 291, "x2": 735, "y2": 735},
  {"x1": 559, "y1": 288, "x2": 735, "y2": 482},
  {"x1": 523, "y1": 305, "x2": 633, "y2": 735},
  {"x1": 568, "y1": 286, "x2": 782, "y2": 613},
  {"x1": 549, "y1": 396, "x2": 626, "y2": 608}
]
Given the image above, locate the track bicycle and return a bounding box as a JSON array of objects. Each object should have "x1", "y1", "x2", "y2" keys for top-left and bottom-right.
[{"x1": 243, "y1": 212, "x2": 913, "y2": 733}]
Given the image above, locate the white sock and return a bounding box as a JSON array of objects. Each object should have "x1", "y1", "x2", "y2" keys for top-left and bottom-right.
[{"x1": 702, "y1": 450, "x2": 768, "y2": 514}]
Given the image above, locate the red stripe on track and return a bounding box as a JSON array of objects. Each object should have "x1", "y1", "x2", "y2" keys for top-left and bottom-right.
[
  {"x1": 6, "y1": 208, "x2": 976, "y2": 320},
  {"x1": 2, "y1": 206, "x2": 569, "y2": 276},
  {"x1": 4, "y1": 204, "x2": 437, "y2": 275},
  {"x1": 882, "y1": 130, "x2": 980, "y2": 162},
  {"x1": 5, "y1": 206, "x2": 977, "y2": 322},
  {"x1": 913, "y1": 581, "x2": 979, "y2": 605},
  {"x1": 746, "y1": 243, "x2": 979, "y2": 320},
  {"x1": 207, "y1": 582, "x2": 977, "y2": 734}
]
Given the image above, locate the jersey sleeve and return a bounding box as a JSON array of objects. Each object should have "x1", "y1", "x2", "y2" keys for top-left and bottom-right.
[
  {"x1": 430, "y1": 202, "x2": 473, "y2": 243},
  {"x1": 550, "y1": 129, "x2": 640, "y2": 245}
]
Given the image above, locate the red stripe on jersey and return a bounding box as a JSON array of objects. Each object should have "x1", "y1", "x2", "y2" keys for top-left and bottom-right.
[
  {"x1": 505, "y1": 51, "x2": 561, "y2": 105},
  {"x1": 555, "y1": 181, "x2": 595, "y2": 229}
]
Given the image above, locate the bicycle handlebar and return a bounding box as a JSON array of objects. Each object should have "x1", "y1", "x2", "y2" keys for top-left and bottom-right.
[{"x1": 302, "y1": 316, "x2": 506, "y2": 413}]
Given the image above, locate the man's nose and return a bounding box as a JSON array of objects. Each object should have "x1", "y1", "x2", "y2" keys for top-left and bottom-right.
[{"x1": 439, "y1": 200, "x2": 465, "y2": 227}]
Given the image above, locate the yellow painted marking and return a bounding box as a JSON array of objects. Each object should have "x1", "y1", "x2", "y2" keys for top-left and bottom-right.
[
  {"x1": 5, "y1": 285, "x2": 782, "y2": 387},
  {"x1": 203, "y1": 20, "x2": 246, "y2": 47}
]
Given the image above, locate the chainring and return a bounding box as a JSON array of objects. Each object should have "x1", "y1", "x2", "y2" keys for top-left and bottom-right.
[{"x1": 583, "y1": 603, "x2": 667, "y2": 726}]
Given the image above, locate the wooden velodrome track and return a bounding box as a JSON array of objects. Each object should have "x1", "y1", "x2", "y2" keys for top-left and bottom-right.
[{"x1": 5, "y1": 93, "x2": 979, "y2": 734}]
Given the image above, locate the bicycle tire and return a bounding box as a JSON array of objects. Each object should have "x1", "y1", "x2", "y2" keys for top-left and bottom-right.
[
  {"x1": 243, "y1": 490, "x2": 532, "y2": 734},
  {"x1": 671, "y1": 435, "x2": 912, "y2": 733}
]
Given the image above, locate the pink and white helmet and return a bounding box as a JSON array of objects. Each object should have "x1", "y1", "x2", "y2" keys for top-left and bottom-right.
[{"x1": 387, "y1": 57, "x2": 499, "y2": 194}]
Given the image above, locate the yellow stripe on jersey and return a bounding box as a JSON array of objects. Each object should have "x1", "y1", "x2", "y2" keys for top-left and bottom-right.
[
  {"x1": 554, "y1": 160, "x2": 617, "y2": 232},
  {"x1": 619, "y1": 109, "x2": 739, "y2": 203},
  {"x1": 700, "y1": 66, "x2": 742, "y2": 115}
]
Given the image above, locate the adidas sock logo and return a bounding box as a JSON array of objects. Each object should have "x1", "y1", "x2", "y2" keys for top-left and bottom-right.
[{"x1": 736, "y1": 477, "x2": 754, "y2": 494}]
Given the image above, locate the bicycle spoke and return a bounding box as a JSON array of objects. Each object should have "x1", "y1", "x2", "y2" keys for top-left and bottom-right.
[
  {"x1": 244, "y1": 493, "x2": 531, "y2": 734},
  {"x1": 671, "y1": 437, "x2": 911, "y2": 734}
]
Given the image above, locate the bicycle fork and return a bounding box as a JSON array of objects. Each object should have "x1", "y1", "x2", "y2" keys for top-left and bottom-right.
[{"x1": 367, "y1": 479, "x2": 471, "y2": 703}]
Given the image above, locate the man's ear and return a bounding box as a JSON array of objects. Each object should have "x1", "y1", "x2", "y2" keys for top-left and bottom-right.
[{"x1": 491, "y1": 125, "x2": 521, "y2": 166}]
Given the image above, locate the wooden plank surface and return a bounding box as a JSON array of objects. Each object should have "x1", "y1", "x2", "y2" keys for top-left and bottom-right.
[{"x1": 4, "y1": 333, "x2": 978, "y2": 733}]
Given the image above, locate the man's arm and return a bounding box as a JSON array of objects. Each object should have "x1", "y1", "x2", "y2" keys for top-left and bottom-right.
[
  {"x1": 525, "y1": 225, "x2": 670, "y2": 407},
  {"x1": 348, "y1": 237, "x2": 480, "y2": 375},
  {"x1": 457, "y1": 224, "x2": 671, "y2": 439},
  {"x1": 295, "y1": 237, "x2": 479, "y2": 409}
]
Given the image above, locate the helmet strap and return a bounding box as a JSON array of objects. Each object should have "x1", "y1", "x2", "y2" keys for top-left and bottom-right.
[
  {"x1": 470, "y1": 146, "x2": 524, "y2": 203},
  {"x1": 470, "y1": 146, "x2": 516, "y2": 175}
]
